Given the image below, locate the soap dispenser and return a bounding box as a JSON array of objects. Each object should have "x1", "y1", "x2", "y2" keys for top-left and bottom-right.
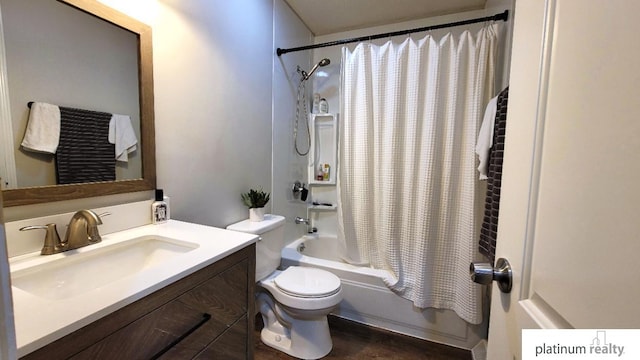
[{"x1": 152, "y1": 189, "x2": 168, "y2": 224}]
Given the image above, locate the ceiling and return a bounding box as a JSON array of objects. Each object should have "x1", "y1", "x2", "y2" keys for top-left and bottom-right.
[{"x1": 283, "y1": 0, "x2": 487, "y2": 36}]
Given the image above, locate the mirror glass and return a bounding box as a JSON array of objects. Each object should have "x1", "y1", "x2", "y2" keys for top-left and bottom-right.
[{"x1": 0, "y1": 0, "x2": 155, "y2": 207}]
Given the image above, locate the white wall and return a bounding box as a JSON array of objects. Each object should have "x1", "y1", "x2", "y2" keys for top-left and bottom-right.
[
  {"x1": 82, "y1": 0, "x2": 274, "y2": 229},
  {"x1": 87, "y1": 0, "x2": 313, "y2": 235},
  {"x1": 154, "y1": 0, "x2": 274, "y2": 228},
  {"x1": 86, "y1": 0, "x2": 314, "y2": 236}
]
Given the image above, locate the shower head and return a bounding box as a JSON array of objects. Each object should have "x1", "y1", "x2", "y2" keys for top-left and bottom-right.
[
  {"x1": 318, "y1": 58, "x2": 331, "y2": 66},
  {"x1": 301, "y1": 58, "x2": 331, "y2": 81}
]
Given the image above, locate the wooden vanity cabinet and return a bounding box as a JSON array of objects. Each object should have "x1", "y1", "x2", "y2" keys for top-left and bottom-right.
[{"x1": 21, "y1": 244, "x2": 256, "y2": 360}]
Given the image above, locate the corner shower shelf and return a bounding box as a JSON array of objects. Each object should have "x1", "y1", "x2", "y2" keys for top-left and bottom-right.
[
  {"x1": 308, "y1": 181, "x2": 334, "y2": 187},
  {"x1": 308, "y1": 113, "x2": 338, "y2": 186}
]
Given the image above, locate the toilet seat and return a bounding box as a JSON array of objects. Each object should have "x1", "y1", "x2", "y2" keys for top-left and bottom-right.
[
  {"x1": 259, "y1": 267, "x2": 343, "y2": 311},
  {"x1": 274, "y1": 267, "x2": 341, "y2": 298}
]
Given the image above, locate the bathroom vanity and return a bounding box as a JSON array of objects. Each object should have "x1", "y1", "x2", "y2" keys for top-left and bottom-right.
[
  {"x1": 8, "y1": 218, "x2": 257, "y2": 359},
  {"x1": 22, "y1": 244, "x2": 255, "y2": 359}
]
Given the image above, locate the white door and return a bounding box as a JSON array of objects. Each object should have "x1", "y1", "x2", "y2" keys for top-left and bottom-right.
[{"x1": 486, "y1": 0, "x2": 640, "y2": 359}]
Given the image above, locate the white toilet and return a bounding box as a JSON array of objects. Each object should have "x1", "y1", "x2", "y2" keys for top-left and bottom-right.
[{"x1": 227, "y1": 214, "x2": 342, "y2": 359}]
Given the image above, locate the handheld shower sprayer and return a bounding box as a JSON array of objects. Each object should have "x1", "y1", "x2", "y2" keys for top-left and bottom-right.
[
  {"x1": 299, "y1": 58, "x2": 331, "y2": 81},
  {"x1": 294, "y1": 57, "x2": 331, "y2": 156}
]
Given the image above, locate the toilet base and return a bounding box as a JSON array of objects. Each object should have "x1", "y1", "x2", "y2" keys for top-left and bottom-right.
[
  {"x1": 257, "y1": 292, "x2": 334, "y2": 359},
  {"x1": 260, "y1": 315, "x2": 333, "y2": 359}
]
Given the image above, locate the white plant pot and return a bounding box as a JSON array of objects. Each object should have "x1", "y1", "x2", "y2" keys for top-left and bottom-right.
[{"x1": 249, "y1": 207, "x2": 265, "y2": 222}]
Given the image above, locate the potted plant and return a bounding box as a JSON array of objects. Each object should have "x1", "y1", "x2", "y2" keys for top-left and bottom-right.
[{"x1": 241, "y1": 188, "x2": 270, "y2": 221}]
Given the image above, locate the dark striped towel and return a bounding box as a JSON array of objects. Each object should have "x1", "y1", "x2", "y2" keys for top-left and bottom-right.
[
  {"x1": 56, "y1": 106, "x2": 115, "y2": 184},
  {"x1": 479, "y1": 87, "x2": 509, "y2": 262}
]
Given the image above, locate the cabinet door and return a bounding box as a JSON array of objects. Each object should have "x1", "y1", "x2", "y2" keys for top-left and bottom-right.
[
  {"x1": 70, "y1": 300, "x2": 209, "y2": 360},
  {"x1": 157, "y1": 260, "x2": 249, "y2": 359},
  {"x1": 179, "y1": 259, "x2": 248, "y2": 324},
  {"x1": 195, "y1": 315, "x2": 248, "y2": 360}
]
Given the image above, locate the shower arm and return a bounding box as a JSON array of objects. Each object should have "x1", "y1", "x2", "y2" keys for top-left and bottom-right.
[{"x1": 303, "y1": 63, "x2": 320, "y2": 81}]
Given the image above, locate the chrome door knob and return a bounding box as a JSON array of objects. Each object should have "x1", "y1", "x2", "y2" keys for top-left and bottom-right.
[{"x1": 470, "y1": 258, "x2": 512, "y2": 293}]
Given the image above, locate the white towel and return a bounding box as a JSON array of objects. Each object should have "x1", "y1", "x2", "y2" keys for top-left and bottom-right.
[
  {"x1": 21, "y1": 102, "x2": 61, "y2": 154},
  {"x1": 475, "y1": 95, "x2": 498, "y2": 180},
  {"x1": 108, "y1": 114, "x2": 138, "y2": 162}
]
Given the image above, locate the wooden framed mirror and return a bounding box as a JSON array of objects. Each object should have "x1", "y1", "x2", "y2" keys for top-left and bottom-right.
[{"x1": 0, "y1": 0, "x2": 155, "y2": 207}]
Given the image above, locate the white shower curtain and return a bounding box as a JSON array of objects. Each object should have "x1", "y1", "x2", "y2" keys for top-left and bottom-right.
[{"x1": 337, "y1": 25, "x2": 498, "y2": 325}]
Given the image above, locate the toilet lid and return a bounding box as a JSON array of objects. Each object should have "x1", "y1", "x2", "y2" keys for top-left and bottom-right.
[{"x1": 274, "y1": 267, "x2": 341, "y2": 298}]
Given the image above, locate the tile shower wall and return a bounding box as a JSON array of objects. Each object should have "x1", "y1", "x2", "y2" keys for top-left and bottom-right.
[{"x1": 271, "y1": 0, "x2": 314, "y2": 243}]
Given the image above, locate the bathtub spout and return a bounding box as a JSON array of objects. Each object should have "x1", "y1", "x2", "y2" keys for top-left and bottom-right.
[{"x1": 295, "y1": 216, "x2": 317, "y2": 233}]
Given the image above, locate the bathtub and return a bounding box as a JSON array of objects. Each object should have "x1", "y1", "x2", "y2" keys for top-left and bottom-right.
[{"x1": 280, "y1": 234, "x2": 487, "y2": 350}]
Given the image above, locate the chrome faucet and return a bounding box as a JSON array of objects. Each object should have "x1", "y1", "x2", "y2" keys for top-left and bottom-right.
[
  {"x1": 65, "y1": 210, "x2": 104, "y2": 250},
  {"x1": 294, "y1": 216, "x2": 317, "y2": 233},
  {"x1": 19, "y1": 210, "x2": 108, "y2": 255}
]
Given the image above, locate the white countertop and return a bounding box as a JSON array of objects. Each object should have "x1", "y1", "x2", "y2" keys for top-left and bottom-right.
[{"x1": 9, "y1": 220, "x2": 257, "y2": 357}]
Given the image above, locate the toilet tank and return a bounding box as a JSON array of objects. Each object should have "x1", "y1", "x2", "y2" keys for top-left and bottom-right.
[{"x1": 226, "y1": 214, "x2": 286, "y2": 281}]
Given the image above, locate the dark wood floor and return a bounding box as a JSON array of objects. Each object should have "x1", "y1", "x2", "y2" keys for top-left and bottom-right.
[{"x1": 254, "y1": 315, "x2": 472, "y2": 359}]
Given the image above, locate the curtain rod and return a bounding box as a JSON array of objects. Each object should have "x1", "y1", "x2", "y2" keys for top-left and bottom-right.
[{"x1": 276, "y1": 10, "x2": 508, "y2": 56}]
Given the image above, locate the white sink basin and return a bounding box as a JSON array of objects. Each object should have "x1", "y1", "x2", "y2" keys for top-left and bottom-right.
[{"x1": 11, "y1": 235, "x2": 199, "y2": 300}]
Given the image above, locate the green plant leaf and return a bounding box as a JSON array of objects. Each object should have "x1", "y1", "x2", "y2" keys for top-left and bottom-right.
[{"x1": 241, "y1": 188, "x2": 270, "y2": 208}]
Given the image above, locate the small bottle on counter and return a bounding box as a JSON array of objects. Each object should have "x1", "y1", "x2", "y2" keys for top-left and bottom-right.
[
  {"x1": 163, "y1": 193, "x2": 171, "y2": 221},
  {"x1": 152, "y1": 189, "x2": 168, "y2": 224},
  {"x1": 316, "y1": 165, "x2": 324, "y2": 181}
]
